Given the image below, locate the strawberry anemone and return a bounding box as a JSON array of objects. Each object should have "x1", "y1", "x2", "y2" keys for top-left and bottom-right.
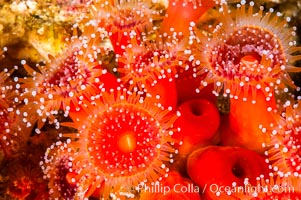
[
  {"x1": 41, "y1": 141, "x2": 81, "y2": 200},
  {"x1": 19, "y1": 26, "x2": 109, "y2": 129},
  {"x1": 193, "y1": 2, "x2": 301, "y2": 99},
  {"x1": 0, "y1": 69, "x2": 28, "y2": 158},
  {"x1": 0, "y1": 69, "x2": 12, "y2": 108},
  {"x1": 118, "y1": 37, "x2": 185, "y2": 87},
  {"x1": 117, "y1": 37, "x2": 188, "y2": 109},
  {"x1": 0, "y1": 107, "x2": 25, "y2": 158},
  {"x1": 267, "y1": 101, "x2": 301, "y2": 181},
  {"x1": 91, "y1": 0, "x2": 162, "y2": 55},
  {"x1": 60, "y1": 89, "x2": 178, "y2": 198}
]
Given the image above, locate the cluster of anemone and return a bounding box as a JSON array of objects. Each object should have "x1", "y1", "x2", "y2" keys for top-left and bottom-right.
[{"x1": 1, "y1": 0, "x2": 301, "y2": 199}]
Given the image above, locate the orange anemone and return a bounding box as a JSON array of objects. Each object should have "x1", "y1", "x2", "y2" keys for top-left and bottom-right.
[
  {"x1": 117, "y1": 36, "x2": 187, "y2": 109},
  {"x1": 41, "y1": 141, "x2": 81, "y2": 200},
  {"x1": 267, "y1": 101, "x2": 301, "y2": 181},
  {"x1": 60, "y1": 89, "x2": 179, "y2": 199},
  {"x1": 0, "y1": 69, "x2": 29, "y2": 158},
  {"x1": 91, "y1": 0, "x2": 162, "y2": 55},
  {"x1": 193, "y1": 2, "x2": 301, "y2": 99},
  {"x1": 19, "y1": 25, "x2": 108, "y2": 129},
  {"x1": 117, "y1": 37, "x2": 186, "y2": 89}
]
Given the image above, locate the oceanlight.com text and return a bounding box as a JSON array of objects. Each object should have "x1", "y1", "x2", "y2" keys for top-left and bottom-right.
[{"x1": 207, "y1": 183, "x2": 295, "y2": 196}]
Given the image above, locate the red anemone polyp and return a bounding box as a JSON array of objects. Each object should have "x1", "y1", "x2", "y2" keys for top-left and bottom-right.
[
  {"x1": 117, "y1": 37, "x2": 184, "y2": 109},
  {"x1": 267, "y1": 101, "x2": 301, "y2": 179},
  {"x1": 62, "y1": 89, "x2": 178, "y2": 199},
  {"x1": 19, "y1": 26, "x2": 108, "y2": 128},
  {"x1": 0, "y1": 69, "x2": 28, "y2": 158},
  {"x1": 194, "y1": 2, "x2": 301, "y2": 99},
  {"x1": 0, "y1": 68, "x2": 13, "y2": 108},
  {"x1": 0, "y1": 108, "x2": 24, "y2": 158},
  {"x1": 118, "y1": 37, "x2": 185, "y2": 88},
  {"x1": 41, "y1": 141, "x2": 80, "y2": 200},
  {"x1": 91, "y1": 0, "x2": 162, "y2": 55}
]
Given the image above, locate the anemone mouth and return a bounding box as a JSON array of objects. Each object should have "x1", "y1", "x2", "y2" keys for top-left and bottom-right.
[
  {"x1": 87, "y1": 103, "x2": 162, "y2": 176},
  {"x1": 231, "y1": 161, "x2": 245, "y2": 179},
  {"x1": 210, "y1": 26, "x2": 286, "y2": 83}
]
